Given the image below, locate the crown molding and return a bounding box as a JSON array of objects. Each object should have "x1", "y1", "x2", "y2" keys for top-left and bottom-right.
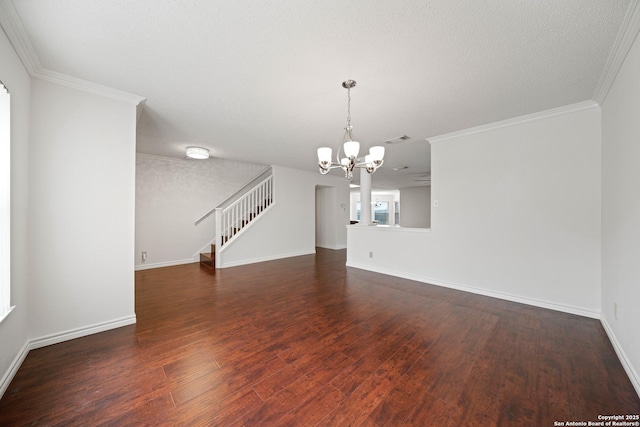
[
  {"x1": 136, "y1": 152, "x2": 191, "y2": 163},
  {"x1": 427, "y1": 0, "x2": 640, "y2": 146},
  {"x1": 0, "y1": 0, "x2": 145, "y2": 106},
  {"x1": 136, "y1": 98, "x2": 146, "y2": 123},
  {"x1": 427, "y1": 100, "x2": 598, "y2": 144},
  {"x1": 33, "y1": 68, "x2": 145, "y2": 105},
  {"x1": 0, "y1": 0, "x2": 40, "y2": 74},
  {"x1": 593, "y1": 0, "x2": 640, "y2": 105}
]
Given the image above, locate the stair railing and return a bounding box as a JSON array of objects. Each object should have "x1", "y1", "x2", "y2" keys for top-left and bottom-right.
[
  {"x1": 195, "y1": 166, "x2": 271, "y2": 225},
  {"x1": 214, "y1": 174, "x2": 274, "y2": 256}
]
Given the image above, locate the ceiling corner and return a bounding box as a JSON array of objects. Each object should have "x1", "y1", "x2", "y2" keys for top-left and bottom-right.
[
  {"x1": 0, "y1": 0, "x2": 41, "y2": 75},
  {"x1": 33, "y1": 68, "x2": 146, "y2": 105},
  {"x1": 593, "y1": 0, "x2": 640, "y2": 105},
  {"x1": 0, "y1": 0, "x2": 146, "y2": 105},
  {"x1": 136, "y1": 99, "x2": 147, "y2": 124}
]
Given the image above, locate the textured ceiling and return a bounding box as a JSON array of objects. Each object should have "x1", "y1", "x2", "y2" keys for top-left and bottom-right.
[{"x1": 4, "y1": 0, "x2": 632, "y2": 189}]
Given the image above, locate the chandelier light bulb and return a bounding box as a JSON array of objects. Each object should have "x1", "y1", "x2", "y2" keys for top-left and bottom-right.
[
  {"x1": 343, "y1": 140, "x2": 360, "y2": 158},
  {"x1": 365, "y1": 155, "x2": 376, "y2": 174},
  {"x1": 369, "y1": 146, "x2": 385, "y2": 161},
  {"x1": 317, "y1": 147, "x2": 332, "y2": 164}
]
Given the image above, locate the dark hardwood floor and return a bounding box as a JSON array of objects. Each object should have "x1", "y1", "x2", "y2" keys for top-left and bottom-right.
[{"x1": 1, "y1": 248, "x2": 638, "y2": 426}]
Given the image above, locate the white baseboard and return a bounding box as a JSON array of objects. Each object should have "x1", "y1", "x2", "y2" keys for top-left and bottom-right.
[
  {"x1": 601, "y1": 316, "x2": 640, "y2": 398},
  {"x1": 0, "y1": 341, "x2": 30, "y2": 399},
  {"x1": 28, "y1": 315, "x2": 137, "y2": 350},
  {"x1": 316, "y1": 243, "x2": 347, "y2": 250},
  {"x1": 135, "y1": 258, "x2": 194, "y2": 271},
  {"x1": 345, "y1": 261, "x2": 601, "y2": 319},
  {"x1": 221, "y1": 249, "x2": 316, "y2": 268},
  {"x1": 0, "y1": 314, "x2": 137, "y2": 399}
]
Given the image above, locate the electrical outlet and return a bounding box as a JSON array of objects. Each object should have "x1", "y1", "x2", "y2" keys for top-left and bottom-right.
[
  {"x1": 369, "y1": 251, "x2": 373, "y2": 259},
  {"x1": 614, "y1": 302, "x2": 618, "y2": 320},
  {"x1": 141, "y1": 251, "x2": 147, "y2": 263}
]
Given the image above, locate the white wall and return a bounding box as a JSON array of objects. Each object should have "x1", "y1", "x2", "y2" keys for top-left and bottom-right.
[
  {"x1": 399, "y1": 186, "x2": 430, "y2": 228},
  {"x1": 220, "y1": 166, "x2": 349, "y2": 267},
  {"x1": 27, "y1": 79, "x2": 138, "y2": 341},
  {"x1": 135, "y1": 154, "x2": 266, "y2": 268},
  {"x1": 348, "y1": 104, "x2": 602, "y2": 317},
  {"x1": 601, "y1": 27, "x2": 640, "y2": 395},
  {"x1": 0, "y1": 26, "x2": 31, "y2": 396}
]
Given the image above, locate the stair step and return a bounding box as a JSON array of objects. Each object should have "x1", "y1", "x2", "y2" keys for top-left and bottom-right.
[{"x1": 199, "y1": 252, "x2": 215, "y2": 269}]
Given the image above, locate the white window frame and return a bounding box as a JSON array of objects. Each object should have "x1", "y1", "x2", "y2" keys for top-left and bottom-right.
[{"x1": 0, "y1": 80, "x2": 13, "y2": 323}]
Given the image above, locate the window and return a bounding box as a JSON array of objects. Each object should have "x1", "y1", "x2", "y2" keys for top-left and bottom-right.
[
  {"x1": 374, "y1": 201, "x2": 389, "y2": 225},
  {"x1": 0, "y1": 80, "x2": 12, "y2": 323}
]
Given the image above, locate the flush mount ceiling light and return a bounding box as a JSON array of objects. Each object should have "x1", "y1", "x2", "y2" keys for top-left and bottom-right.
[
  {"x1": 186, "y1": 146, "x2": 209, "y2": 160},
  {"x1": 317, "y1": 80, "x2": 385, "y2": 181}
]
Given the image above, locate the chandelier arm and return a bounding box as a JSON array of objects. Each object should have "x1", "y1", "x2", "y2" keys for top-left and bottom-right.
[{"x1": 322, "y1": 161, "x2": 346, "y2": 170}]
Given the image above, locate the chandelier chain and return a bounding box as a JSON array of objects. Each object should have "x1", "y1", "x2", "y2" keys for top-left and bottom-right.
[{"x1": 346, "y1": 87, "x2": 352, "y2": 130}]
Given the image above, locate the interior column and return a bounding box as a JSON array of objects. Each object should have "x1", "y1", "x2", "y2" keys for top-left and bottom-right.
[{"x1": 359, "y1": 168, "x2": 372, "y2": 225}]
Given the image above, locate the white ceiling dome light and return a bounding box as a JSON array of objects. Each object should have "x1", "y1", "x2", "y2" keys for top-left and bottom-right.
[{"x1": 186, "y1": 146, "x2": 209, "y2": 160}]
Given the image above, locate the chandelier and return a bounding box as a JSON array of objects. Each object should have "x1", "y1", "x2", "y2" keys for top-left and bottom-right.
[{"x1": 317, "y1": 80, "x2": 385, "y2": 181}]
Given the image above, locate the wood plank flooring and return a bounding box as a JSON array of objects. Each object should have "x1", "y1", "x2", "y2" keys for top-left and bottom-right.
[{"x1": 0, "y1": 248, "x2": 638, "y2": 425}]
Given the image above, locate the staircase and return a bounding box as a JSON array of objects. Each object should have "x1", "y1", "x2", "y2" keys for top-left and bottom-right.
[{"x1": 199, "y1": 172, "x2": 274, "y2": 269}]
